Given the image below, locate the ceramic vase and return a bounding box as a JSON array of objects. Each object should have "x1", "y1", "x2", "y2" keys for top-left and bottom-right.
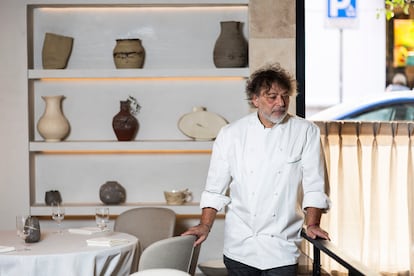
[
  {"x1": 45, "y1": 190, "x2": 62, "y2": 206},
  {"x1": 42, "y1": 32, "x2": 74, "y2": 69},
  {"x1": 113, "y1": 39, "x2": 145, "y2": 69},
  {"x1": 25, "y1": 216, "x2": 41, "y2": 243},
  {"x1": 213, "y1": 21, "x2": 248, "y2": 68},
  {"x1": 99, "y1": 181, "x2": 126, "y2": 205},
  {"x1": 112, "y1": 100, "x2": 139, "y2": 141},
  {"x1": 37, "y1": 95, "x2": 70, "y2": 142}
]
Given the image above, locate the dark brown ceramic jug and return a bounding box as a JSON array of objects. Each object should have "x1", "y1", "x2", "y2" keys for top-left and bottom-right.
[{"x1": 112, "y1": 101, "x2": 139, "y2": 141}]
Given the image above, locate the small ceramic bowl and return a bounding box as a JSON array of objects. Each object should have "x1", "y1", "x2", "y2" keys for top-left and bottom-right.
[
  {"x1": 163, "y1": 189, "x2": 192, "y2": 205},
  {"x1": 198, "y1": 259, "x2": 228, "y2": 276}
]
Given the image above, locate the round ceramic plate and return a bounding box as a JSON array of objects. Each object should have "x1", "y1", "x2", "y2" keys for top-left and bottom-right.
[{"x1": 178, "y1": 107, "x2": 228, "y2": 141}]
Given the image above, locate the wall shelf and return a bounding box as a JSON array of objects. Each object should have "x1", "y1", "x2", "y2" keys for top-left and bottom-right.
[
  {"x1": 31, "y1": 202, "x2": 202, "y2": 216},
  {"x1": 27, "y1": 1, "x2": 249, "y2": 214},
  {"x1": 29, "y1": 68, "x2": 250, "y2": 79},
  {"x1": 27, "y1": 0, "x2": 248, "y2": 8},
  {"x1": 29, "y1": 140, "x2": 214, "y2": 152}
]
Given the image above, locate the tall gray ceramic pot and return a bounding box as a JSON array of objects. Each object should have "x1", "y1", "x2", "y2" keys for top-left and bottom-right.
[{"x1": 213, "y1": 21, "x2": 248, "y2": 68}]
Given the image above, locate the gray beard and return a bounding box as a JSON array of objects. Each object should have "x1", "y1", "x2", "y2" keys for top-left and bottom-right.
[{"x1": 261, "y1": 111, "x2": 287, "y2": 125}]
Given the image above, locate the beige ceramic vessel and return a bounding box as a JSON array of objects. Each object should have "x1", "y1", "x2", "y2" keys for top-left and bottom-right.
[
  {"x1": 37, "y1": 95, "x2": 70, "y2": 142},
  {"x1": 113, "y1": 38, "x2": 145, "y2": 69},
  {"x1": 164, "y1": 189, "x2": 193, "y2": 205}
]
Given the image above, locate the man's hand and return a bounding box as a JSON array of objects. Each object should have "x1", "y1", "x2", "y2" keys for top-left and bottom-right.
[
  {"x1": 306, "y1": 225, "x2": 330, "y2": 240},
  {"x1": 181, "y1": 223, "x2": 211, "y2": 246}
]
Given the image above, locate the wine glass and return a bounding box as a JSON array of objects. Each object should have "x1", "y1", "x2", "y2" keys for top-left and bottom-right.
[
  {"x1": 95, "y1": 207, "x2": 109, "y2": 231},
  {"x1": 51, "y1": 204, "x2": 65, "y2": 234},
  {"x1": 16, "y1": 215, "x2": 30, "y2": 251}
]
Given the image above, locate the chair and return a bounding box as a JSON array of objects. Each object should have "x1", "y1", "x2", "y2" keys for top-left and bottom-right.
[
  {"x1": 114, "y1": 207, "x2": 176, "y2": 272},
  {"x1": 138, "y1": 235, "x2": 199, "y2": 274},
  {"x1": 188, "y1": 240, "x2": 201, "y2": 276}
]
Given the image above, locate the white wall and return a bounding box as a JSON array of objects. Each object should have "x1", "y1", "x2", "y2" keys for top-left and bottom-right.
[
  {"x1": 0, "y1": 0, "x2": 232, "y2": 269},
  {"x1": 0, "y1": 0, "x2": 31, "y2": 228},
  {"x1": 305, "y1": 0, "x2": 386, "y2": 115}
]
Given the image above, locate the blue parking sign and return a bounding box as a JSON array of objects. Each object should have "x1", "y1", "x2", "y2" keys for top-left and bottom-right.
[
  {"x1": 328, "y1": 0, "x2": 357, "y2": 18},
  {"x1": 326, "y1": 0, "x2": 357, "y2": 28}
]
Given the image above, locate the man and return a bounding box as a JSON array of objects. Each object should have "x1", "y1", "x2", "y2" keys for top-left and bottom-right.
[
  {"x1": 183, "y1": 63, "x2": 331, "y2": 276},
  {"x1": 386, "y1": 73, "x2": 411, "y2": 92}
]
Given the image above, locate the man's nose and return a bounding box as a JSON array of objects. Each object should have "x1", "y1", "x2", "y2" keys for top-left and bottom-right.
[{"x1": 275, "y1": 95, "x2": 285, "y2": 106}]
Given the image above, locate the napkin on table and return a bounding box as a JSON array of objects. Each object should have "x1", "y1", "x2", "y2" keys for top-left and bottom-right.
[
  {"x1": 0, "y1": 246, "x2": 15, "y2": 253},
  {"x1": 68, "y1": 227, "x2": 102, "y2": 235},
  {"x1": 86, "y1": 237, "x2": 129, "y2": 247}
]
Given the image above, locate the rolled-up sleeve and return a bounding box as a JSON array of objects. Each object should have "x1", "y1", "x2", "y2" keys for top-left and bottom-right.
[
  {"x1": 200, "y1": 191, "x2": 230, "y2": 211},
  {"x1": 301, "y1": 124, "x2": 331, "y2": 212},
  {"x1": 200, "y1": 128, "x2": 232, "y2": 211}
]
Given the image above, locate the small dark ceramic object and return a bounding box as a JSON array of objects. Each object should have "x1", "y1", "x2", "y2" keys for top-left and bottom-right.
[
  {"x1": 99, "y1": 181, "x2": 126, "y2": 205},
  {"x1": 25, "y1": 216, "x2": 41, "y2": 243},
  {"x1": 45, "y1": 190, "x2": 62, "y2": 206}
]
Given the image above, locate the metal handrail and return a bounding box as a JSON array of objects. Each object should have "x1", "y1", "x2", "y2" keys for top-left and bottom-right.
[{"x1": 301, "y1": 229, "x2": 381, "y2": 276}]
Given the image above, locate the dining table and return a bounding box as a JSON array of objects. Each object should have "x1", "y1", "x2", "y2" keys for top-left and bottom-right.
[{"x1": 0, "y1": 228, "x2": 138, "y2": 276}]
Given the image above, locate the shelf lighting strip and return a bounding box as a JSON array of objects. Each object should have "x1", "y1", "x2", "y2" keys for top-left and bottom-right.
[{"x1": 35, "y1": 149, "x2": 212, "y2": 154}]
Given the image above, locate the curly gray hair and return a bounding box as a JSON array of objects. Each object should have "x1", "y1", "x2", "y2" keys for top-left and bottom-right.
[{"x1": 245, "y1": 63, "x2": 297, "y2": 107}]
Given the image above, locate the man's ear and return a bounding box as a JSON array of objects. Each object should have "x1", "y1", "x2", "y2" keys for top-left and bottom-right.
[{"x1": 252, "y1": 96, "x2": 259, "y2": 108}]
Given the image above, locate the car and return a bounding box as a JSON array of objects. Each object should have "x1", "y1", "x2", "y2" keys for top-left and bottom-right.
[{"x1": 308, "y1": 91, "x2": 414, "y2": 121}]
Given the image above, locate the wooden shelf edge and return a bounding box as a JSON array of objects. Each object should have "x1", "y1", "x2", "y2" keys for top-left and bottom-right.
[
  {"x1": 35, "y1": 213, "x2": 225, "y2": 220},
  {"x1": 27, "y1": 1, "x2": 248, "y2": 8},
  {"x1": 30, "y1": 203, "x2": 210, "y2": 216},
  {"x1": 28, "y1": 68, "x2": 250, "y2": 79},
  {"x1": 29, "y1": 140, "x2": 214, "y2": 153}
]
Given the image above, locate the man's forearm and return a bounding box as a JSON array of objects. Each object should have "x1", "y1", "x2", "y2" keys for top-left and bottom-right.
[
  {"x1": 305, "y1": 207, "x2": 322, "y2": 227},
  {"x1": 199, "y1": 207, "x2": 218, "y2": 231}
]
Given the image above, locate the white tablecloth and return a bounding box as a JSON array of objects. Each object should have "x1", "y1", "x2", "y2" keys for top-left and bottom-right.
[{"x1": 0, "y1": 229, "x2": 138, "y2": 276}]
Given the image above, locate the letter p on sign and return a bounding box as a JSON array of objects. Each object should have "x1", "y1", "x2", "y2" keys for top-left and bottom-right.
[{"x1": 328, "y1": 0, "x2": 356, "y2": 18}]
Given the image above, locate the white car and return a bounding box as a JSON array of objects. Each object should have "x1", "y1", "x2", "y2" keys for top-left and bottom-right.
[{"x1": 308, "y1": 91, "x2": 414, "y2": 121}]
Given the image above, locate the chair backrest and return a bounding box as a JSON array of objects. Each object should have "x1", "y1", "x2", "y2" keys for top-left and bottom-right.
[
  {"x1": 114, "y1": 207, "x2": 176, "y2": 272},
  {"x1": 114, "y1": 207, "x2": 176, "y2": 251},
  {"x1": 188, "y1": 242, "x2": 201, "y2": 276},
  {"x1": 138, "y1": 235, "x2": 197, "y2": 273}
]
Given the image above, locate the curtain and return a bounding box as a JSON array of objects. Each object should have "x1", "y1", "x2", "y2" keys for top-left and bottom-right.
[{"x1": 312, "y1": 121, "x2": 414, "y2": 275}]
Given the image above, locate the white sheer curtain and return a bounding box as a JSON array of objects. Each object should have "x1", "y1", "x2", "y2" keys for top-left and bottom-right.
[{"x1": 312, "y1": 121, "x2": 414, "y2": 275}]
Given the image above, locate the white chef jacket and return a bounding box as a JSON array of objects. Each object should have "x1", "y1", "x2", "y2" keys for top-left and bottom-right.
[{"x1": 200, "y1": 112, "x2": 331, "y2": 269}]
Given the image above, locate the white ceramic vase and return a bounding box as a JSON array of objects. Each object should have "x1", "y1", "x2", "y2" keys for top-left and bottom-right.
[{"x1": 37, "y1": 95, "x2": 70, "y2": 142}]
